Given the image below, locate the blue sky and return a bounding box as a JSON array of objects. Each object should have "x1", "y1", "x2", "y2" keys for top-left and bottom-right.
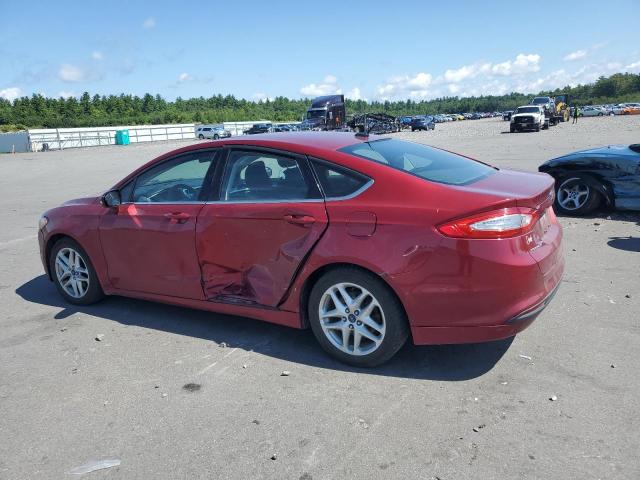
[{"x1": 1, "y1": 0, "x2": 639, "y2": 102}]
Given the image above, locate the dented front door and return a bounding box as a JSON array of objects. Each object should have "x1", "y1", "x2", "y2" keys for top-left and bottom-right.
[{"x1": 195, "y1": 201, "x2": 328, "y2": 307}]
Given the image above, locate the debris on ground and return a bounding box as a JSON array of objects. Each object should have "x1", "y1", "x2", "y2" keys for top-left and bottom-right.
[
  {"x1": 219, "y1": 342, "x2": 227, "y2": 348},
  {"x1": 161, "y1": 393, "x2": 168, "y2": 398},
  {"x1": 252, "y1": 419, "x2": 260, "y2": 425},
  {"x1": 519, "y1": 355, "x2": 532, "y2": 361},
  {"x1": 358, "y1": 418, "x2": 370, "y2": 429},
  {"x1": 95, "y1": 334, "x2": 105, "y2": 342},
  {"x1": 182, "y1": 383, "x2": 201, "y2": 392},
  {"x1": 500, "y1": 382, "x2": 508, "y2": 385},
  {"x1": 280, "y1": 370, "x2": 290, "y2": 377},
  {"x1": 68, "y1": 458, "x2": 121, "y2": 475},
  {"x1": 611, "y1": 364, "x2": 616, "y2": 368},
  {"x1": 549, "y1": 395, "x2": 558, "y2": 401},
  {"x1": 472, "y1": 424, "x2": 486, "y2": 432},
  {"x1": 270, "y1": 453, "x2": 277, "y2": 460},
  {"x1": 242, "y1": 364, "x2": 247, "y2": 369},
  {"x1": 625, "y1": 294, "x2": 631, "y2": 298}
]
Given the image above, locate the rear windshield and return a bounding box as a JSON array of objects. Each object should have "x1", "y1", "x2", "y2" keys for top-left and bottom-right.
[{"x1": 339, "y1": 139, "x2": 495, "y2": 185}]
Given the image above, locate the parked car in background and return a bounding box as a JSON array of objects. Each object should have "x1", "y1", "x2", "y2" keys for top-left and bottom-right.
[
  {"x1": 579, "y1": 106, "x2": 604, "y2": 117},
  {"x1": 410, "y1": 115, "x2": 436, "y2": 131},
  {"x1": 539, "y1": 144, "x2": 640, "y2": 215},
  {"x1": 196, "y1": 124, "x2": 231, "y2": 140},
  {"x1": 622, "y1": 103, "x2": 640, "y2": 115},
  {"x1": 400, "y1": 116, "x2": 414, "y2": 129},
  {"x1": 611, "y1": 104, "x2": 627, "y2": 115},
  {"x1": 38, "y1": 132, "x2": 563, "y2": 366},
  {"x1": 510, "y1": 106, "x2": 547, "y2": 132},
  {"x1": 502, "y1": 111, "x2": 513, "y2": 121},
  {"x1": 243, "y1": 123, "x2": 272, "y2": 135}
]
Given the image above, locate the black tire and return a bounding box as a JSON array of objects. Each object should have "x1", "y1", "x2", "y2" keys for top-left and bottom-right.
[
  {"x1": 198, "y1": 134, "x2": 204, "y2": 139},
  {"x1": 411, "y1": 127, "x2": 416, "y2": 132},
  {"x1": 553, "y1": 175, "x2": 603, "y2": 216},
  {"x1": 535, "y1": 124, "x2": 541, "y2": 132},
  {"x1": 49, "y1": 237, "x2": 104, "y2": 305},
  {"x1": 213, "y1": 134, "x2": 219, "y2": 140},
  {"x1": 308, "y1": 267, "x2": 409, "y2": 367},
  {"x1": 510, "y1": 125, "x2": 515, "y2": 133}
]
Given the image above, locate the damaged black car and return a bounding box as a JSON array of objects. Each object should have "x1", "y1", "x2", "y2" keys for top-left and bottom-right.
[{"x1": 539, "y1": 144, "x2": 640, "y2": 215}]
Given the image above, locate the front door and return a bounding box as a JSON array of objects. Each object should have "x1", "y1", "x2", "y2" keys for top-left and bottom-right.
[
  {"x1": 99, "y1": 150, "x2": 218, "y2": 299},
  {"x1": 196, "y1": 148, "x2": 328, "y2": 307}
]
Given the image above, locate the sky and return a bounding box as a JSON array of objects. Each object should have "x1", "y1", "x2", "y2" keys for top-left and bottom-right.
[{"x1": 1, "y1": 0, "x2": 639, "y2": 103}]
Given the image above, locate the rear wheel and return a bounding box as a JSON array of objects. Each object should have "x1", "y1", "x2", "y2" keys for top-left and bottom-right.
[
  {"x1": 554, "y1": 175, "x2": 602, "y2": 216},
  {"x1": 510, "y1": 125, "x2": 515, "y2": 133},
  {"x1": 213, "y1": 134, "x2": 219, "y2": 140},
  {"x1": 49, "y1": 238, "x2": 104, "y2": 305},
  {"x1": 308, "y1": 268, "x2": 409, "y2": 367},
  {"x1": 198, "y1": 134, "x2": 204, "y2": 139}
]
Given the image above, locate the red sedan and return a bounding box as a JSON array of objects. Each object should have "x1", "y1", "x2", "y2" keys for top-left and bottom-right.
[{"x1": 38, "y1": 132, "x2": 564, "y2": 366}]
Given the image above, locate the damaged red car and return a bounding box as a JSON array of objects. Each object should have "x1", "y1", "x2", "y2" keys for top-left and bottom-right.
[{"x1": 38, "y1": 132, "x2": 564, "y2": 366}]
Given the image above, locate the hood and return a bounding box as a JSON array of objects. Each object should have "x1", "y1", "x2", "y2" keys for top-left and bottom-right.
[
  {"x1": 555, "y1": 144, "x2": 639, "y2": 157},
  {"x1": 61, "y1": 196, "x2": 102, "y2": 207}
]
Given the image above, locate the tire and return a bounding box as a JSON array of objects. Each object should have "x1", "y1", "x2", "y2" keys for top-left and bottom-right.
[
  {"x1": 535, "y1": 124, "x2": 540, "y2": 132},
  {"x1": 553, "y1": 175, "x2": 603, "y2": 216},
  {"x1": 213, "y1": 134, "x2": 219, "y2": 140},
  {"x1": 411, "y1": 127, "x2": 416, "y2": 132},
  {"x1": 510, "y1": 125, "x2": 515, "y2": 133},
  {"x1": 198, "y1": 134, "x2": 204, "y2": 139},
  {"x1": 308, "y1": 267, "x2": 409, "y2": 367},
  {"x1": 49, "y1": 238, "x2": 104, "y2": 305}
]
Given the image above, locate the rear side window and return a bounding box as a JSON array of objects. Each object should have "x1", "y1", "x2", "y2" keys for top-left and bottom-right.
[
  {"x1": 339, "y1": 139, "x2": 494, "y2": 186},
  {"x1": 311, "y1": 160, "x2": 370, "y2": 198}
]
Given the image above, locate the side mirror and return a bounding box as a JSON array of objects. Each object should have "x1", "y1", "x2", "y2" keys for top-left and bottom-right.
[{"x1": 102, "y1": 190, "x2": 121, "y2": 207}]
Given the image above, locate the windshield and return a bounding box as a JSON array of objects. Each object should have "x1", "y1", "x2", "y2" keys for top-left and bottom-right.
[
  {"x1": 307, "y1": 109, "x2": 327, "y2": 120},
  {"x1": 339, "y1": 139, "x2": 495, "y2": 186},
  {"x1": 531, "y1": 97, "x2": 549, "y2": 105},
  {"x1": 516, "y1": 106, "x2": 540, "y2": 114}
]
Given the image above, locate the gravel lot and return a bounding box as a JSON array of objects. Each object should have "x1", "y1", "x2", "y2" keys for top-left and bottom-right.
[{"x1": 1, "y1": 115, "x2": 639, "y2": 479}]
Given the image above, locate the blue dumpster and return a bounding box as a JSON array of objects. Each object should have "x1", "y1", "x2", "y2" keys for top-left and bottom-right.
[{"x1": 115, "y1": 129, "x2": 130, "y2": 145}]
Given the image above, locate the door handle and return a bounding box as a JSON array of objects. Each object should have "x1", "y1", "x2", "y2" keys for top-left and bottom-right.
[
  {"x1": 164, "y1": 212, "x2": 191, "y2": 224},
  {"x1": 283, "y1": 214, "x2": 315, "y2": 226}
]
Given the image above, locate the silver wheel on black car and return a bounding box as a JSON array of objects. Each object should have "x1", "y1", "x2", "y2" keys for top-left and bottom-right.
[{"x1": 554, "y1": 175, "x2": 602, "y2": 216}]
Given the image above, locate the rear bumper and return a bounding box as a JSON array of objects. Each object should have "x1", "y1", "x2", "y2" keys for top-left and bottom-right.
[{"x1": 411, "y1": 275, "x2": 562, "y2": 345}]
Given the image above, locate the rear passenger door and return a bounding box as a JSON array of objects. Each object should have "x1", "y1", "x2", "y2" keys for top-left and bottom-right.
[{"x1": 195, "y1": 148, "x2": 328, "y2": 307}]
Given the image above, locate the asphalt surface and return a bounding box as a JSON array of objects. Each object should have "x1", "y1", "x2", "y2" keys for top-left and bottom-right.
[{"x1": 1, "y1": 115, "x2": 639, "y2": 479}]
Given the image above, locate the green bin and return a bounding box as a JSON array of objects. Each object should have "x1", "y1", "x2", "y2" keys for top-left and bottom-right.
[{"x1": 115, "y1": 129, "x2": 130, "y2": 145}]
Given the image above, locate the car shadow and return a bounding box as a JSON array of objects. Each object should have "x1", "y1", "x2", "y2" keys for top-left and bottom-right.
[
  {"x1": 607, "y1": 236, "x2": 640, "y2": 252},
  {"x1": 16, "y1": 275, "x2": 513, "y2": 381}
]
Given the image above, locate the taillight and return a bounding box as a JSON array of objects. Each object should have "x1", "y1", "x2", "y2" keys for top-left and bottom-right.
[{"x1": 437, "y1": 207, "x2": 539, "y2": 239}]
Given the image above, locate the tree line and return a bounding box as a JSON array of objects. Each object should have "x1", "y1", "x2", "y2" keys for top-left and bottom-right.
[{"x1": 1, "y1": 73, "x2": 639, "y2": 131}]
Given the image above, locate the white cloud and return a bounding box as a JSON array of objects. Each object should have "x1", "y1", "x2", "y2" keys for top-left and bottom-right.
[
  {"x1": 564, "y1": 49, "x2": 587, "y2": 61},
  {"x1": 142, "y1": 17, "x2": 156, "y2": 29},
  {"x1": 91, "y1": 51, "x2": 103, "y2": 60},
  {"x1": 57, "y1": 91, "x2": 76, "y2": 99},
  {"x1": 0, "y1": 87, "x2": 21, "y2": 101},
  {"x1": 300, "y1": 74, "x2": 342, "y2": 96},
  {"x1": 491, "y1": 54, "x2": 541, "y2": 76},
  {"x1": 58, "y1": 64, "x2": 87, "y2": 82},
  {"x1": 625, "y1": 60, "x2": 640, "y2": 73},
  {"x1": 346, "y1": 87, "x2": 362, "y2": 100},
  {"x1": 177, "y1": 72, "x2": 191, "y2": 83},
  {"x1": 301, "y1": 74, "x2": 342, "y2": 96},
  {"x1": 376, "y1": 72, "x2": 433, "y2": 100}
]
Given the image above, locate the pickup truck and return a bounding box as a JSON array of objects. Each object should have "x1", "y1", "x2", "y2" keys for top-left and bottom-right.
[{"x1": 510, "y1": 105, "x2": 547, "y2": 132}]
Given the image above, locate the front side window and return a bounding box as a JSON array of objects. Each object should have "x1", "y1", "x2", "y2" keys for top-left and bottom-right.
[
  {"x1": 132, "y1": 152, "x2": 216, "y2": 203},
  {"x1": 222, "y1": 150, "x2": 317, "y2": 201},
  {"x1": 340, "y1": 139, "x2": 495, "y2": 186}
]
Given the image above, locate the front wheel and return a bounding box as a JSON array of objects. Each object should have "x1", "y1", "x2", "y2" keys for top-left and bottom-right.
[
  {"x1": 510, "y1": 125, "x2": 515, "y2": 133},
  {"x1": 213, "y1": 134, "x2": 219, "y2": 140},
  {"x1": 554, "y1": 175, "x2": 602, "y2": 216},
  {"x1": 49, "y1": 238, "x2": 104, "y2": 305},
  {"x1": 198, "y1": 134, "x2": 204, "y2": 139},
  {"x1": 308, "y1": 268, "x2": 409, "y2": 367}
]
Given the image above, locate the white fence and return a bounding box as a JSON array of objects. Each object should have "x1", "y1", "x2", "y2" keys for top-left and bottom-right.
[
  {"x1": 0, "y1": 120, "x2": 303, "y2": 154},
  {"x1": 27, "y1": 124, "x2": 197, "y2": 151}
]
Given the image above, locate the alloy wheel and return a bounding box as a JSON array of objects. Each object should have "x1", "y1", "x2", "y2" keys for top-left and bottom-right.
[
  {"x1": 54, "y1": 247, "x2": 90, "y2": 298},
  {"x1": 318, "y1": 282, "x2": 386, "y2": 356},
  {"x1": 557, "y1": 178, "x2": 590, "y2": 211}
]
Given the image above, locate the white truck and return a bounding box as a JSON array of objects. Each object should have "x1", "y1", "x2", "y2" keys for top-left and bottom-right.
[{"x1": 510, "y1": 105, "x2": 548, "y2": 133}]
